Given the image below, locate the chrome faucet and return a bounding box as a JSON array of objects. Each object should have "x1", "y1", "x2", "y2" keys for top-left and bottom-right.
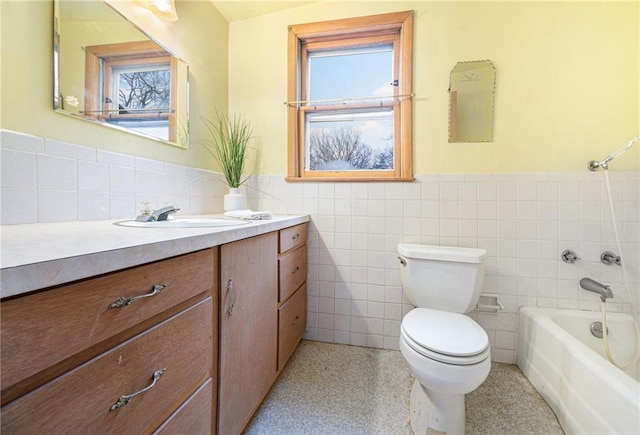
[
  {"x1": 136, "y1": 205, "x2": 180, "y2": 222},
  {"x1": 580, "y1": 278, "x2": 613, "y2": 302}
]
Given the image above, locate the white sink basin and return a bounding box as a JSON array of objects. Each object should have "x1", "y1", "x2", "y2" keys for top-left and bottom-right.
[{"x1": 114, "y1": 218, "x2": 250, "y2": 228}]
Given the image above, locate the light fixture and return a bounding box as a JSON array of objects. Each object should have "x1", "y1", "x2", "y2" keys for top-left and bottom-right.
[{"x1": 145, "y1": 0, "x2": 178, "y2": 22}]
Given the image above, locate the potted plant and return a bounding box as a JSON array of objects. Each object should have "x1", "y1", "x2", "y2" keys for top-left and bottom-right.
[{"x1": 202, "y1": 111, "x2": 253, "y2": 211}]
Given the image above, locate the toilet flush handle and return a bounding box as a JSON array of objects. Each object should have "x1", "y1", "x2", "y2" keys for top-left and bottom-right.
[{"x1": 398, "y1": 256, "x2": 407, "y2": 266}]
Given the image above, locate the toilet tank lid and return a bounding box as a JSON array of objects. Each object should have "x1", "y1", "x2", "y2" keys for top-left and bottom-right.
[{"x1": 397, "y1": 244, "x2": 486, "y2": 263}]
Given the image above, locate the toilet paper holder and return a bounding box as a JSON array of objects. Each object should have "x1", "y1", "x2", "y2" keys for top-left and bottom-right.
[{"x1": 475, "y1": 293, "x2": 504, "y2": 313}]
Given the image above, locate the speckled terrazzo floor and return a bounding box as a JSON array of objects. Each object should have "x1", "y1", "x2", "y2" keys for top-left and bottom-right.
[{"x1": 244, "y1": 340, "x2": 564, "y2": 435}]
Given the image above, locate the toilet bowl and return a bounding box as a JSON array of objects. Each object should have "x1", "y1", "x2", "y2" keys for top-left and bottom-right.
[
  {"x1": 400, "y1": 308, "x2": 490, "y2": 434},
  {"x1": 397, "y1": 244, "x2": 490, "y2": 435}
]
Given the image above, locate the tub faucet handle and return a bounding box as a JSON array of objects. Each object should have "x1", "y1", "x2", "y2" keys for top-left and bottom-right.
[
  {"x1": 601, "y1": 251, "x2": 621, "y2": 266},
  {"x1": 561, "y1": 249, "x2": 580, "y2": 264}
]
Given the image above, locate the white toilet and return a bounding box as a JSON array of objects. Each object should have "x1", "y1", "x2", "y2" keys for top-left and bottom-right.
[{"x1": 397, "y1": 244, "x2": 490, "y2": 435}]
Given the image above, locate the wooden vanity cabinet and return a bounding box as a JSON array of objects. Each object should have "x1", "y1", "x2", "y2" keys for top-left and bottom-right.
[
  {"x1": 1, "y1": 220, "x2": 308, "y2": 435},
  {"x1": 1, "y1": 248, "x2": 218, "y2": 434}
]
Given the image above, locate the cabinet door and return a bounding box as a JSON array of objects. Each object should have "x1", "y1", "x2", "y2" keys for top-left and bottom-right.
[{"x1": 219, "y1": 232, "x2": 277, "y2": 435}]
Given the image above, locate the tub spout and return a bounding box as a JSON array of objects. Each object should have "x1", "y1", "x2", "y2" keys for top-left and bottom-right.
[{"x1": 580, "y1": 278, "x2": 613, "y2": 302}]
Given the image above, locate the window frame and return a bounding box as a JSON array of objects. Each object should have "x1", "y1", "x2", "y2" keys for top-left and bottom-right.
[
  {"x1": 85, "y1": 40, "x2": 178, "y2": 142},
  {"x1": 287, "y1": 11, "x2": 414, "y2": 182},
  {"x1": 103, "y1": 56, "x2": 172, "y2": 119}
]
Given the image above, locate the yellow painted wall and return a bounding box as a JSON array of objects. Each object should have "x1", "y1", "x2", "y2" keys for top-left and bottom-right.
[
  {"x1": 2, "y1": 1, "x2": 637, "y2": 173},
  {"x1": 228, "y1": 1, "x2": 639, "y2": 174},
  {"x1": 0, "y1": 0, "x2": 228, "y2": 171}
]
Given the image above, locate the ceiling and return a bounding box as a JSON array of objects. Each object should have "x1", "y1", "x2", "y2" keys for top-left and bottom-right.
[{"x1": 210, "y1": 1, "x2": 316, "y2": 22}]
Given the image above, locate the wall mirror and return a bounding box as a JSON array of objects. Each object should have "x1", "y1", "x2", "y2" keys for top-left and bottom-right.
[
  {"x1": 448, "y1": 60, "x2": 495, "y2": 143},
  {"x1": 54, "y1": 0, "x2": 189, "y2": 148}
]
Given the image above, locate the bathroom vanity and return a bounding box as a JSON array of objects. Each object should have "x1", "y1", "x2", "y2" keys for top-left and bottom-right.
[{"x1": 0, "y1": 215, "x2": 309, "y2": 434}]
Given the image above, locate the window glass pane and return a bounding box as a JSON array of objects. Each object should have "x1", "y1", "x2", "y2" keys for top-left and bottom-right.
[
  {"x1": 114, "y1": 64, "x2": 171, "y2": 112},
  {"x1": 305, "y1": 109, "x2": 394, "y2": 171},
  {"x1": 308, "y1": 45, "x2": 393, "y2": 103}
]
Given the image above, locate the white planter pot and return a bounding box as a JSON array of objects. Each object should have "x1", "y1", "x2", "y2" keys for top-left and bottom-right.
[{"x1": 224, "y1": 187, "x2": 245, "y2": 212}]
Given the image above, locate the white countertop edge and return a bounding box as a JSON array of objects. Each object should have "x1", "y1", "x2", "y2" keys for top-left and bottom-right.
[{"x1": 1, "y1": 214, "x2": 309, "y2": 298}]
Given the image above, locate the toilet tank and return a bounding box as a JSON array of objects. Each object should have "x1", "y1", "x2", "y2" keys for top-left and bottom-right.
[{"x1": 397, "y1": 244, "x2": 486, "y2": 313}]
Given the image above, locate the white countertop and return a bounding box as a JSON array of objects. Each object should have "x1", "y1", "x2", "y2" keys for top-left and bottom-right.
[{"x1": 1, "y1": 214, "x2": 309, "y2": 299}]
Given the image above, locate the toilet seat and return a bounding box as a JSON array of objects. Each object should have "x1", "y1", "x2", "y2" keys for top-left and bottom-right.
[{"x1": 401, "y1": 308, "x2": 489, "y2": 365}]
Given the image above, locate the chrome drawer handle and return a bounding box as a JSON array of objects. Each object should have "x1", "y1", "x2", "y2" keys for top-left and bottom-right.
[
  {"x1": 110, "y1": 368, "x2": 166, "y2": 411},
  {"x1": 226, "y1": 279, "x2": 236, "y2": 316},
  {"x1": 291, "y1": 233, "x2": 299, "y2": 240},
  {"x1": 292, "y1": 266, "x2": 300, "y2": 274},
  {"x1": 109, "y1": 284, "x2": 167, "y2": 309}
]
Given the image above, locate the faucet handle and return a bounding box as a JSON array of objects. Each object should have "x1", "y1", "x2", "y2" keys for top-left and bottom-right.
[
  {"x1": 601, "y1": 251, "x2": 621, "y2": 266},
  {"x1": 561, "y1": 249, "x2": 580, "y2": 264},
  {"x1": 152, "y1": 205, "x2": 180, "y2": 221}
]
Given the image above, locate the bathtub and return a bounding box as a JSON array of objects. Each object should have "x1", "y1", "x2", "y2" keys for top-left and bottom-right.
[{"x1": 517, "y1": 306, "x2": 640, "y2": 435}]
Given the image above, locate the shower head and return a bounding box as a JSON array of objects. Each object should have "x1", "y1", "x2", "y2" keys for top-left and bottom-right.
[{"x1": 588, "y1": 136, "x2": 640, "y2": 171}]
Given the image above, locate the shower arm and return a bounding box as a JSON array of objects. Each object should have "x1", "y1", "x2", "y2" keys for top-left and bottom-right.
[{"x1": 588, "y1": 137, "x2": 640, "y2": 171}]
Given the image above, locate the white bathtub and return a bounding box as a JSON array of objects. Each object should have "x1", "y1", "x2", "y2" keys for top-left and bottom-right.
[{"x1": 517, "y1": 306, "x2": 640, "y2": 435}]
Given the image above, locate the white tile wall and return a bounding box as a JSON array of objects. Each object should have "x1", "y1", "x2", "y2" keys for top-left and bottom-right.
[
  {"x1": 2, "y1": 129, "x2": 639, "y2": 364},
  {"x1": 245, "y1": 171, "x2": 640, "y2": 364},
  {"x1": 0, "y1": 130, "x2": 226, "y2": 224}
]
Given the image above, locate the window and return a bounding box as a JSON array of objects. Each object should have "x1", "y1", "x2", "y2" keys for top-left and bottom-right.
[
  {"x1": 287, "y1": 11, "x2": 413, "y2": 181},
  {"x1": 85, "y1": 41, "x2": 178, "y2": 142}
]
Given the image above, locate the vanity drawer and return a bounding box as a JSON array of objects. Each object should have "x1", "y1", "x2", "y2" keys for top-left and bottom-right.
[
  {"x1": 279, "y1": 223, "x2": 307, "y2": 254},
  {"x1": 1, "y1": 248, "x2": 216, "y2": 403},
  {"x1": 1, "y1": 298, "x2": 213, "y2": 434},
  {"x1": 154, "y1": 379, "x2": 213, "y2": 435},
  {"x1": 278, "y1": 245, "x2": 307, "y2": 303},
  {"x1": 278, "y1": 284, "x2": 306, "y2": 371}
]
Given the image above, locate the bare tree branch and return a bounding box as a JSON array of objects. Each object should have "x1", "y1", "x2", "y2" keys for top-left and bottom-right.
[{"x1": 309, "y1": 125, "x2": 393, "y2": 170}]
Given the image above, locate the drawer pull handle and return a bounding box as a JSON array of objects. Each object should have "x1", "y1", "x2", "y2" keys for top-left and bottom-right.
[
  {"x1": 109, "y1": 284, "x2": 167, "y2": 309},
  {"x1": 292, "y1": 233, "x2": 299, "y2": 240},
  {"x1": 226, "y1": 279, "x2": 236, "y2": 316},
  {"x1": 291, "y1": 315, "x2": 300, "y2": 325},
  {"x1": 292, "y1": 266, "x2": 300, "y2": 274},
  {"x1": 110, "y1": 368, "x2": 166, "y2": 411}
]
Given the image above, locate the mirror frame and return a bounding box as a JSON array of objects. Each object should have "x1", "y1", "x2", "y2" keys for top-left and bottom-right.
[
  {"x1": 53, "y1": 0, "x2": 189, "y2": 148},
  {"x1": 448, "y1": 60, "x2": 496, "y2": 143}
]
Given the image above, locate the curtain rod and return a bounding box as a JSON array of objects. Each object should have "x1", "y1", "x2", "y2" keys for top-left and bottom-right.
[
  {"x1": 80, "y1": 107, "x2": 174, "y2": 114},
  {"x1": 283, "y1": 93, "x2": 414, "y2": 106}
]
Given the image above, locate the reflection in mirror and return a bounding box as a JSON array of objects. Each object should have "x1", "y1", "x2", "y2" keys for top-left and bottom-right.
[
  {"x1": 448, "y1": 60, "x2": 495, "y2": 143},
  {"x1": 54, "y1": 0, "x2": 189, "y2": 148}
]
